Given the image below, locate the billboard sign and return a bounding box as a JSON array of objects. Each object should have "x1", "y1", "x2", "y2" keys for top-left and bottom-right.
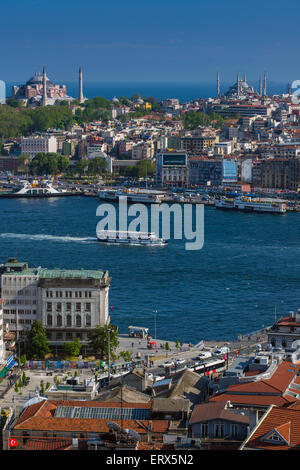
[{"x1": 162, "y1": 154, "x2": 187, "y2": 166}]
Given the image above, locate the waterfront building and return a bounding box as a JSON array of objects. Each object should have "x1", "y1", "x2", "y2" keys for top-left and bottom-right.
[
  {"x1": 188, "y1": 157, "x2": 237, "y2": 186},
  {"x1": 156, "y1": 151, "x2": 188, "y2": 186},
  {"x1": 20, "y1": 135, "x2": 58, "y2": 158},
  {"x1": 0, "y1": 260, "x2": 111, "y2": 354},
  {"x1": 267, "y1": 309, "x2": 300, "y2": 349},
  {"x1": 259, "y1": 158, "x2": 300, "y2": 190}
]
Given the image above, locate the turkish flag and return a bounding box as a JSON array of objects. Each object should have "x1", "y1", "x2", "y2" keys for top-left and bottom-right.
[
  {"x1": 110, "y1": 306, "x2": 113, "y2": 311},
  {"x1": 8, "y1": 438, "x2": 18, "y2": 447}
]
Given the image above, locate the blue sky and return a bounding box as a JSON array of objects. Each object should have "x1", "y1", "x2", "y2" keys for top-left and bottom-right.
[{"x1": 1, "y1": 0, "x2": 299, "y2": 84}]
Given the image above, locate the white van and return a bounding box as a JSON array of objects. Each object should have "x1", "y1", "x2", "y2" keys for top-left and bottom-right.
[{"x1": 213, "y1": 346, "x2": 230, "y2": 356}]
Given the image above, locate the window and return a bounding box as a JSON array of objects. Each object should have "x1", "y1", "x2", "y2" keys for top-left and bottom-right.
[
  {"x1": 66, "y1": 303, "x2": 71, "y2": 312},
  {"x1": 66, "y1": 315, "x2": 72, "y2": 327},
  {"x1": 76, "y1": 315, "x2": 81, "y2": 327},
  {"x1": 232, "y1": 423, "x2": 238, "y2": 438},
  {"x1": 86, "y1": 314, "x2": 91, "y2": 327},
  {"x1": 57, "y1": 315, "x2": 62, "y2": 327},
  {"x1": 46, "y1": 302, "x2": 52, "y2": 312},
  {"x1": 201, "y1": 423, "x2": 208, "y2": 438},
  {"x1": 85, "y1": 303, "x2": 91, "y2": 312},
  {"x1": 47, "y1": 315, "x2": 52, "y2": 326},
  {"x1": 56, "y1": 303, "x2": 62, "y2": 313},
  {"x1": 76, "y1": 303, "x2": 81, "y2": 312},
  {"x1": 215, "y1": 422, "x2": 224, "y2": 438}
]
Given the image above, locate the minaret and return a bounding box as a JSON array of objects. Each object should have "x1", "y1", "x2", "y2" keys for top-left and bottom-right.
[
  {"x1": 263, "y1": 71, "x2": 267, "y2": 96},
  {"x1": 243, "y1": 72, "x2": 246, "y2": 82},
  {"x1": 237, "y1": 72, "x2": 240, "y2": 96},
  {"x1": 217, "y1": 72, "x2": 220, "y2": 97},
  {"x1": 42, "y1": 66, "x2": 47, "y2": 106},
  {"x1": 78, "y1": 66, "x2": 84, "y2": 104},
  {"x1": 259, "y1": 76, "x2": 262, "y2": 96}
]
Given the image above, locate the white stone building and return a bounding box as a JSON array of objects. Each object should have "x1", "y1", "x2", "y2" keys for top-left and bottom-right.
[
  {"x1": 1, "y1": 263, "x2": 111, "y2": 354},
  {"x1": 21, "y1": 135, "x2": 58, "y2": 158}
]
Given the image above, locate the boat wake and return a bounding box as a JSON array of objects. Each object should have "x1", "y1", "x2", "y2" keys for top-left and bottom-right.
[{"x1": 0, "y1": 233, "x2": 97, "y2": 244}]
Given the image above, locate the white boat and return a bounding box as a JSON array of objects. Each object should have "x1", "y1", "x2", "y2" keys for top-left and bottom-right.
[
  {"x1": 98, "y1": 189, "x2": 164, "y2": 204},
  {"x1": 214, "y1": 198, "x2": 235, "y2": 210},
  {"x1": 96, "y1": 230, "x2": 167, "y2": 246},
  {"x1": 234, "y1": 197, "x2": 287, "y2": 214},
  {"x1": 215, "y1": 196, "x2": 286, "y2": 214}
]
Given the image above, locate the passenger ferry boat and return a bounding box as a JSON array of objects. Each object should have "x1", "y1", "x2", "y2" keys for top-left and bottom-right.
[
  {"x1": 215, "y1": 196, "x2": 287, "y2": 214},
  {"x1": 96, "y1": 230, "x2": 167, "y2": 246},
  {"x1": 15, "y1": 180, "x2": 61, "y2": 196},
  {"x1": 98, "y1": 189, "x2": 165, "y2": 204}
]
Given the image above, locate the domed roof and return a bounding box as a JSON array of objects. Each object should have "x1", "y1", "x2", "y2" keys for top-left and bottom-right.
[{"x1": 26, "y1": 71, "x2": 53, "y2": 86}]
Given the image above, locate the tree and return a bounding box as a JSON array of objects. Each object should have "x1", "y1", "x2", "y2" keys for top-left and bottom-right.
[
  {"x1": 165, "y1": 342, "x2": 170, "y2": 353},
  {"x1": 27, "y1": 320, "x2": 50, "y2": 359},
  {"x1": 64, "y1": 338, "x2": 82, "y2": 358},
  {"x1": 18, "y1": 154, "x2": 30, "y2": 173},
  {"x1": 119, "y1": 351, "x2": 132, "y2": 362},
  {"x1": 76, "y1": 158, "x2": 89, "y2": 175},
  {"x1": 175, "y1": 340, "x2": 180, "y2": 351},
  {"x1": 136, "y1": 160, "x2": 155, "y2": 178},
  {"x1": 88, "y1": 157, "x2": 108, "y2": 175},
  {"x1": 88, "y1": 325, "x2": 119, "y2": 360}
]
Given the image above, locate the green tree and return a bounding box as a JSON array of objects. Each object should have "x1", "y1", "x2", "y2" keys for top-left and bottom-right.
[
  {"x1": 27, "y1": 320, "x2": 50, "y2": 359},
  {"x1": 22, "y1": 372, "x2": 27, "y2": 386},
  {"x1": 18, "y1": 153, "x2": 30, "y2": 173},
  {"x1": 175, "y1": 340, "x2": 180, "y2": 351},
  {"x1": 136, "y1": 160, "x2": 155, "y2": 178},
  {"x1": 88, "y1": 157, "x2": 108, "y2": 175},
  {"x1": 64, "y1": 338, "x2": 82, "y2": 358},
  {"x1": 119, "y1": 351, "x2": 132, "y2": 362},
  {"x1": 165, "y1": 342, "x2": 170, "y2": 353},
  {"x1": 88, "y1": 325, "x2": 119, "y2": 360},
  {"x1": 76, "y1": 158, "x2": 89, "y2": 175}
]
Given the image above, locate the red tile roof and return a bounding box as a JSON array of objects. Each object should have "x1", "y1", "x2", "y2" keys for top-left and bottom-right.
[
  {"x1": 243, "y1": 406, "x2": 300, "y2": 450},
  {"x1": 210, "y1": 362, "x2": 300, "y2": 408},
  {"x1": 190, "y1": 401, "x2": 249, "y2": 425},
  {"x1": 13, "y1": 399, "x2": 167, "y2": 435}
]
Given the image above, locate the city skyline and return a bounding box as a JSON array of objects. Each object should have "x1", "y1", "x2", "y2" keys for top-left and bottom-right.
[{"x1": 1, "y1": 0, "x2": 300, "y2": 83}]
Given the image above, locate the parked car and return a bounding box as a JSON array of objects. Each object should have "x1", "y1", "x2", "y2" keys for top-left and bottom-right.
[
  {"x1": 163, "y1": 360, "x2": 174, "y2": 368},
  {"x1": 175, "y1": 357, "x2": 186, "y2": 365}
]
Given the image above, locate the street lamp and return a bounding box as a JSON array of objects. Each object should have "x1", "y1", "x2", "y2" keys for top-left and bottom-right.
[{"x1": 153, "y1": 310, "x2": 157, "y2": 349}]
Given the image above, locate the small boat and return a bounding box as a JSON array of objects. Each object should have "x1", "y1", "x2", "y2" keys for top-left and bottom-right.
[{"x1": 96, "y1": 230, "x2": 168, "y2": 246}]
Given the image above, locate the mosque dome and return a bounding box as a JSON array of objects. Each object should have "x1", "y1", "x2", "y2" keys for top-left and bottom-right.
[{"x1": 26, "y1": 71, "x2": 53, "y2": 86}]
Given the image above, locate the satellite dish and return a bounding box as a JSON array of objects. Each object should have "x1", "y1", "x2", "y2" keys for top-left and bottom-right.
[
  {"x1": 107, "y1": 421, "x2": 121, "y2": 432},
  {"x1": 121, "y1": 428, "x2": 129, "y2": 435},
  {"x1": 128, "y1": 429, "x2": 141, "y2": 441}
]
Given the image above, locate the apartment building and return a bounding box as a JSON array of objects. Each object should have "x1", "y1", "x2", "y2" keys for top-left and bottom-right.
[{"x1": 181, "y1": 136, "x2": 216, "y2": 155}]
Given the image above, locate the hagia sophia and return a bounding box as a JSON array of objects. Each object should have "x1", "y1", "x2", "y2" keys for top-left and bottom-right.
[{"x1": 11, "y1": 67, "x2": 84, "y2": 107}]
